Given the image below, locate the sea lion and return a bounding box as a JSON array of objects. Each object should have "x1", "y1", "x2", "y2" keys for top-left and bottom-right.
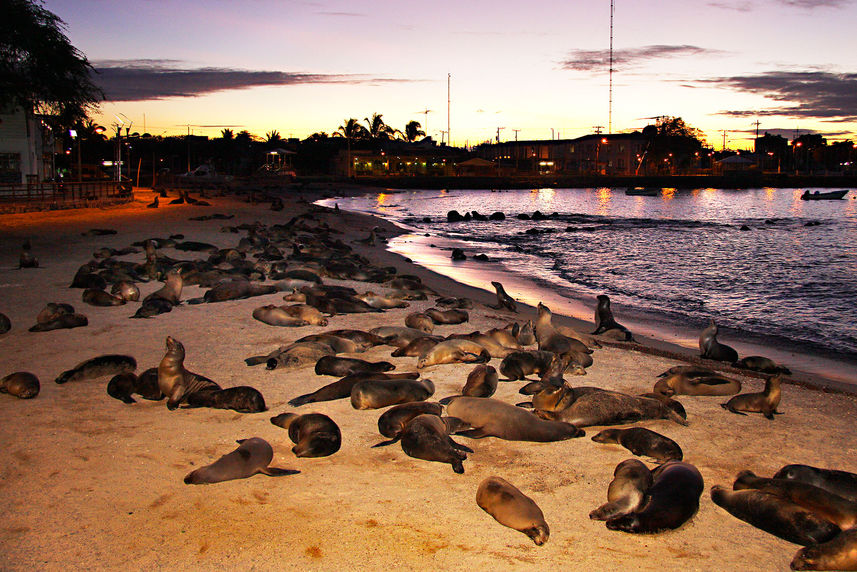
[
  {"x1": 293, "y1": 333, "x2": 359, "y2": 354},
  {"x1": 0, "y1": 312, "x2": 10, "y2": 334},
  {"x1": 146, "y1": 195, "x2": 159, "y2": 208},
  {"x1": 289, "y1": 371, "x2": 420, "y2": 407},
  {"x1": 483, "y1": 325, "x2": 522, "y2": 350},
  {"x1": 55, "y1": 354, "x2": 137, "y2": 384},
  {"x1": 202, "y1": 279, "x2": 277, "y2": 303},
  {"x1": 537, "y1": 387, "x2": 688, "y2": 428},
  {"x1": 733, "y1": 470, "x2": 857, "y2": 529},
  {"x1": 322, "y1": 329, "x2": 386, "y2": 350},
  {"x1": 721, "y1": 375, "x2": 782, "y2": 419},
  {"x1": 606, "y1": 461, "x2": 704, "y2": 533},
  {"x1": 462, "y1": 364, "x2": 498, "y2": 398},
  {"x1": 270, "y1": 412, "x2": 342, "y2": 457},
  {"x1": 555, "y1": 325, "x2": 601, "y2": 349},
  {"x1": 592, "y1": 295, "x2": 634, "y2": 341},
  {"x1": 70, "y1": 265, "x2": 107, "y2": 289},
  {"x1": 374, "y1": 401, "x2": 444, "y2": 447},
  {"x1": 29, "y1": 312, "x2": 88, "y2": 332},
  {"x1": 184, "y1": 386, "x2": 267, "y2": 413},
  {"x1": 417, "y1": 339, "x2": 491, "y2": 369},
  {"x1": 350, "y1": 377, "x2": 435, "y2": 410},
  {"x1": 425, "y1": 307, "x2": 469, "y2": 325},
  {"x1": 143, "y1": 268, "x2": 183, "y2": 306},
  {"x1": 400, "y1": 413, "x2": 470, "y2": 473},
  {"x1": 476, "y1": 477, "x2": 549, "y2": 546},
  {"x1": 245, "y1": 341, "x2": 335, "y2": 370},
  {"x1": 280, "y1": 304, "x2": 329, "y2": 326},
  {"x1": 515, "y1": 320, "x2": 536, "y2": 346},
  {"x1": 710, "y1": 485, "x2": 840, "y2": 546},
  {"x1": 791, "y1": 528, "x2": 857, "y2": 571},
  {"x1": 499, "y1": 350, "x2": 557, "y2": 381},
  {"x1": 111, "y1": 281, "x2": 140, "y2": 301},
  {"x1": 774, "y1": 465, "x2": 857, "y2": 503},
  {"x1": 657, "y1": 364, "x2": 718, "y2": 378},
  {"x1": 447, "y1": 331, "x2": 519, "y2": 359},
  {"x1": 734, "y1": 355, "x2": 792, "y2": 375},
  {"x1": 36, "y1": 302, "x2": 75, "y2": 324},
  {"x1": 355, "y1": 292, "x2": 410, "y2": 309},
  {"x1": 699, "y1": 319, "x2": 739, "y2": 363},
  {"x1": 591, "y1": 427, "x2": 683, "y2": 463},
  {"x1": 18, "y1": 239, "x2": 38, "y2": 268},
  {"x1": 653, "y1": 370, "x2": 741, "y2": 397},
  {"x1": 183, "y1": 437, "x2": 298, "y2": 484},
  {"x1": 82, "y1": 288, "x2": 127, "y2": 307},
  {"x1": 435, "y1": 296, "x2": 473, "y2": 309},
  {"x1": 131, "y1": 298, "x2": 173, "y2": 319},
  {"x1": 445, "y1": 396, "x2": 585, "y2": 442},
  {"x1": 535, "y1": 303, "x2": 593, "y2": 354},
  {"x1": 370, "y1": 326, "x2": 432, "y2": 348},
  {"x1": 391, "y1": 336, "x2": 443, "y2": 357},
  {"x1": 0, "y1": 372, "x2": 40, "y2": 399},
  {"x1": 489, "y1": 281, "x2": 517, "y2": 313},
  {"x1": 405, "y1": 312, "x2": 434, "y2": 334},
  {"x1": 252, "y1": 305, "x2": 309, "y2": 327},
  {"x1": 157, "y1": 336, "x2": 221, "y2": 409},
  {"x1": 589, "y1": 459, "x2": 653, "y2": 521},
  {"x1": 314, "y1": 355, "x2": 395, "y2": 377},
  {"x1": 106, "y1": 372, "x2": 140, "y2": 404}
]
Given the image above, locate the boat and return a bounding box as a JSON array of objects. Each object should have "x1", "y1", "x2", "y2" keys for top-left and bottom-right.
[
  {"x1": 625, "y1": 187, "x2": 660, "y2": 196},
  {"x1": 800, "y1": 189, "x2": 849, "y2": 200}
]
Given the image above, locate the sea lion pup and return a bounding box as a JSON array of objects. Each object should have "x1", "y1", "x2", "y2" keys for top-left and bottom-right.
[
  {"x1": 487, "y1": 281, "x2": 517, "y2": 313},
  {"x1": 591, "y1": 428, "x2": 683, "y2": 463},
  {"x1": 82, "y1": 288, "x2": 126, "y2": 307},
  {"x1": 252, "y1": 305, "x2": 309, "y2": 327},
  {"x1": 732, "y1": 470, "x2": 857, "y2": 529},
  {"x1": 373, "y1": 401, "x2": 444, "y2": 447},
  {"x1": 444, "y1": 396, "x2": 585, "y2": 442},
  {"x1": 106, "y1": 368, "x2": 163, "y2": 403},
  {"x1": 652, "y1": 370, "x2": 741, "y2": 397},
  {"x1": 535, "y1": 303, "x2": 593, "y2": 355},
  {"x1": 589, "y1": 459, "x2": 653, "y2": 521},
  {"x1": 477, "y1": 476, "x2": 549, "y2": 544},
  {"x1": 0, "y1": 312, "x2": 10, "y2": 334},
  {"x1": 591, "y1": 294, "x2": 635, "y2": 341},
  {"x1": 131, "y1": 297, "x2": 173, "y2": 319},
  {"x1": 499, "y1": 350, "x2": 556, "y2": 381},
  {"x1": 321, "y1": 329, "x2": 386, "y2": 351},
  {"x1": 111, "y1": 281, "x2": 140, "y2": 302},
  {"x1": 350, "y1": 377, "x2": 435, "y2": 410},
  {"x1": 289, "y1": 372, "x2": 420, "y2": 407},
  {"x1": 606, "y1": 461, "x2": 704, "y2": 533},
  {"x1": 424, "y1": 307, "x2": 469, "y2": 325},
  {"x1": 293, "y1": 333, "x2": 359, "y2": 354},
  {"x1": 355, "y1": 291, "x2": 410, "y2": 309},
  {"x1": 791, "y1": 528, "x2": 857, "y2": 571},
  {"x1": 314, "y1": 355, "x2": 395, "y2": 377},
  {"x1": 270, "y1": 412, "x2": 342, "y2": 457},
  {"x1": 370, "y1": 326, "x2": 432, "y2": 348},
  {"x1": 0, "y1": 372, "x2": 40, "y2": 399},
  {"x1": 158, "y1": 336, "x2": 221, "y2": 409},
  {"x1": 184, "y1": 386, "x2": 267, "y2": 413},
  {"x1": 721, "y1": 375, "x2": 782, "y2": 419},
  {"x1": 774, "y1": 465, "x2": 857, "y2": 503},
  {"x1": 245, "y1": 341, "x2": 335, "y2": 370},
  {"x1": 416, "y1": 339, "x2": 491, "y2": 369},
  {"x1": 536, "y1": 388, "x2": 689, "y2": 428},
  {"x1": 710, "y1": 485, "x2": 841, "y2": 546},
  {"x1": 734, "y1": 355, "x2": 792, "y2": 375},
  {"x1": 200, "y1": 279, "x2": 277, "y2": 303},
  {"x1": 405, "y1": 312, "x2": 434, "y2": 334},
  {"x1": 143, "y1": 268, "x2": 183, "y2": 306},
  {"x1": 698, "y1": 319, "x2": 739, "y2": 363},
  {"x1": 18, "y1": 239, "x2": 38, "y2": 268},
  {"x1": 462, "y1": 364, "x2": 499, "y2": 398},
  {"x1": 146, "y1": 194, "x2": 159, "y2": 208},
  {"x1": 400, "y1": 414, "x2": 471, "y2": 474},
  {"x1": 435, "y1": 296, "x2": 473, "y2": 309},
  {"x1": 391, "y1": 336, "x2": 443, "y2": 357},
  {"x1": 514, "y1": 320, "x2": 537, "y2": 346},
  {"x1": 29, "y1": 311, "x2": 88, "y2": 332},
  {"x1": 183, "y1": 437, "x2": 298, "y2": 484},
  {"x1": 55, "y1": 354, "x2": 137, "y2": 384}
]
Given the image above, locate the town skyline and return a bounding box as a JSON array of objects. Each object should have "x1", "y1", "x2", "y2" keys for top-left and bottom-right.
[{"x1": 44, "y1": 0, "x2": 857, "y2": 149}]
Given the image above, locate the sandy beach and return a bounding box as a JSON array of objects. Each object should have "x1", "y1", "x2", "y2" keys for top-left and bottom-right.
[{"x1": 1, "y1": 187, "x2": 856, "y2": 571}]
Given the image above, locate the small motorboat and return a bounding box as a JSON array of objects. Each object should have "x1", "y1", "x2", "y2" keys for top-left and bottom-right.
[
  {"x1": 800, "y1": 189, "x2": 849, "y2": 200},
  {"x1": 625, "y1": 187, "x2": 660, "y2": 196}
]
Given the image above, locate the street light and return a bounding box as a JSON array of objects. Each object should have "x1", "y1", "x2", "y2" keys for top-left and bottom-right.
[{"x1": 595, "y1": 137, "x2": 608, "y2": 174}]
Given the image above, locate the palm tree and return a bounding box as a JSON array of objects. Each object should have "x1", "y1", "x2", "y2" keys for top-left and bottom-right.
[
  {"x1": 404, "y1": 120, "x2": 425, "y2": 142},
  {"x1": 334, "y1": 118, "x2": 369, "y2": 141},
  {"x1": 365, "y1": 113, "x2": 395, "y2": 141},
  {"x1": 220, "y1": 128, "x2": 234, "y2": 140}
]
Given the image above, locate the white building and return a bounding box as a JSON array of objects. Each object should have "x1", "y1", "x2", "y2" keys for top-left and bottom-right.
[{"x1": 0, "y1": 106, "x2": 48, "y2": 184}]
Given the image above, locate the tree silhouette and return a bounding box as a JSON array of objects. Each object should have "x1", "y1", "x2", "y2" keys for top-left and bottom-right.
[
  {"x1": 404, "y1": 120, "x2": 425, "y2": 142},
  {"x1": 220, "y1": 128, "x2": 234, "y2": 140},
  {"x1": 365, "y1": 113, "x2": 396, "y2": 140},
  {"x1": 1, "y1": 0, "x2": 103, "y2": 128},
  {"x1": 266, "y1": 130, "x2": 282, "y2": 144},
  {"x1": 334, "y1": 118, "x2": 369, "y2": 141}
]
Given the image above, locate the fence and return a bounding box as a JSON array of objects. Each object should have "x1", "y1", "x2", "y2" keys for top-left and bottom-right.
[{"x1": 0, "y1": 180, "x2": 130, "y2": 204}]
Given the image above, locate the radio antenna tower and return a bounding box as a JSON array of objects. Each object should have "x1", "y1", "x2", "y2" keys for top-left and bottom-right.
[{"x1": 608, "y1": 0, "x2": 615, "y2": 134}]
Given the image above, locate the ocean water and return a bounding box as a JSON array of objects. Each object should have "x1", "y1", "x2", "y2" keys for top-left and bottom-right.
[{"x1": 321, "y1": 187, "x2": 857, "y2": 382}]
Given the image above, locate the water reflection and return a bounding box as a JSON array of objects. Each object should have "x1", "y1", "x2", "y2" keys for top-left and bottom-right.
[{"x1": 596, "y1": 187, "x2": 612, "y2": 216}]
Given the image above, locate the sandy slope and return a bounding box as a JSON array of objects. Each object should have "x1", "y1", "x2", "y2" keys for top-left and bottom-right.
[{"x1": 1, "y1": 188, "x2": 856, "y2": 571}]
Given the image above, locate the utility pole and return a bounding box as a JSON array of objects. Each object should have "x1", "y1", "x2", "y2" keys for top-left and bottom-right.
[
  {"x1": 496, "y1": 126, "x2": 505, "y2": 143},
  {"x1": 608, "y1": 0, "x2": 615, "y2": 134},
  {"x1": 720, "y1": 130, "x2": 728, "y2": 152},
  {"x1": 447, "y1": 73, "x2": 451, "y2": 147},
  {"x1": 593, "y1": 125, "x2": 604, "y2": 135},
  {"x1": 512, "y1": 128, "x2": 520, "y2": 141}
]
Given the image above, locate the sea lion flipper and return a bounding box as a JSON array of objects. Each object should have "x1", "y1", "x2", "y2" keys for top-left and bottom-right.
[
  {"x1": 372, "y1": 437, "x2": 401, "y2": 448},
  {"x1": 515, "y1": 401, "x2": 534, "y2": 409},
  {"x1": 259, "y1": 467, "x2": 300, "y2": 477},
  {"x1": 449, "y1": 439, "x2": 474, "y2": 453},
  {"x1": 244, "y1": 356, "x2": 267, "y2": 366},
  {"x1": 455, "y1": 428, "x2": 489, "y2": 439}
]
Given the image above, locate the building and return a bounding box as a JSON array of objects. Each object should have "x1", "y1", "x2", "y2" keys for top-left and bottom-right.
[{"x1": 0, "y1": 106, "x2": 50, "y2": 183}]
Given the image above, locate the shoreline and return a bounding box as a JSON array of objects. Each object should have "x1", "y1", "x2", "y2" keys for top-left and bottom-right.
[{"x1": 322, "y1": 190, "x2": 857, "y2": 394}]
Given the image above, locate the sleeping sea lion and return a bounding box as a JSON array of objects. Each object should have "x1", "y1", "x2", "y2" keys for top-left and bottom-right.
[
  {"x1": 653, "y1": 370, "x2": 741, "y2": 397},
  {"x1": 400, "y1": 414, "x2": 470, "y2": 474},
  {"x1": 184, "y1": 386, "x2": 267, "y2": 413},
  {"x1": 0, "y1": 372, "x2": 40, "y2": 399},
  {"x1": 252, "y1": 305, "x2": 309, "y2": 327},
  {"x1": 405, "y1": 312, "x2": 435, "y2": 333},
  {"x1": 734, "y1": 355, "x2": 791, "y2": 375},
  {"x1": 55, "y1": 354, "x2": 137, "y2": 384},
  {"x1": 350, "y1": 377, "x2": 435, "y2": 410},
  {"x1": 314, "y1": 355, "x2": 395, "y2": 377},
  {"x1": 477, "y1": 477, "x2": 549, "y2": 545},
  {"x1": 289, "y1": 371, "x2": 420, "y2": 407},
  {"x1": 537, "y1": 387, "x2": 688, "y2": 428},
  {"x1": 590, "y1": 459, "x2": 653, "y2": 521},
  {"x1": 82, "y1": 288, "x2": 126, "y2": 307},
  {"x1": 774, "y1": 465, "x2": 857, "y2": 503},
  {"x1": 391, "y1": 336, "x2": 443, "y2": 357},
  {"x1": 374, "y1": 401, "x2": 444, "y2": 447},
  {"x1": 111, "y1": 281, "x2": 140, "y2": 301},
  {"x1": 591, "y1": 427, "x2": 683, "y2": 463},
  {"x1": 791, "y1": 528, "x2": 857, "y2": 571},
  {"x1": 417, "y1": 339, "x2": 490, "y2": 369},
  {"x1": 462, "y1": 364, "x2": 498, "y2": 398},
  {"x1": 445, "y1": 396, "x2": 584, "y2": 442},
  {"x1": 183, "y1": 437, "x2": 298, "y2": 484},
  {"x1": 270, "y1": 412, "x2": 342, "y2": 457},
  {"x1": 425, "y1": 307, "x2": 469, "y2": 325}
]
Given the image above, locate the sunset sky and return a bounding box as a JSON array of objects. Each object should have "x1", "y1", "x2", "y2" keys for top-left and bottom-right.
[{"x1": 43, "y1": 0, "x2": 857, "y2": 149}]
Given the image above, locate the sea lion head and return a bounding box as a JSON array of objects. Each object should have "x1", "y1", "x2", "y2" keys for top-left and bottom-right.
[{"x1": 524, "y1": 523, "x2": 550, "y2": 546}]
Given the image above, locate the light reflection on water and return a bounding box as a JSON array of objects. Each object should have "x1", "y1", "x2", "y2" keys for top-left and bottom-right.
[{"x1": 324, "y1": 187, "x2": 857, "y2": 381}]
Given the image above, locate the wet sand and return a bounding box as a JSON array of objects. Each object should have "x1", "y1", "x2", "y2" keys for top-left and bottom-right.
[{"x1": 1, "y1": 187, "x2": 856, "y2": 571}]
